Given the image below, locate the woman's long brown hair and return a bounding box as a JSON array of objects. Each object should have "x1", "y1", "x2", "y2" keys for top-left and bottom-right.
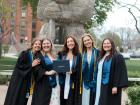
[
  {"x1": 61, "y1": 35, "x2": 80, "y2": 55},
  {"x1": 100, "y1": 38, "x2": 117, "y2": 60}
]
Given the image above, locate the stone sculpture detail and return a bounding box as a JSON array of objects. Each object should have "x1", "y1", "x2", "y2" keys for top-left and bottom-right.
[{"x1": 38, "y1": 0, "x2": 95, "y2": 43}]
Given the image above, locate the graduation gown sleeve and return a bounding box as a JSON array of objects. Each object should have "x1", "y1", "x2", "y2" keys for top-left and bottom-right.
[
  {"x1": 111, "y1": 53, "x2": 128, "y2": 88},
  {"x1": 33, "y1": 52, "x2": 46, "y2": 82},
  {"x1": 4, "y1": 50, "x2": 32, "y2": 105},
  {"x1": 15, "y1": 51, "x2": 32, "y2": 77}
]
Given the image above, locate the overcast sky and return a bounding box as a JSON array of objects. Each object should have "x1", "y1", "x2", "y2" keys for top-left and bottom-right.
[{"x1": 103, "y1": 0, "x2": 140, "y2": 30}]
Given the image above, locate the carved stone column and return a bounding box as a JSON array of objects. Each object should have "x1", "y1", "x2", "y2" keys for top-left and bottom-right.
[{"x1": 48, "y1": 19, "x2": 56, "y2": 42}]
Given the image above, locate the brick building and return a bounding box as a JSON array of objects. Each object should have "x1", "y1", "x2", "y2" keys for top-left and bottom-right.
[
  {"x1": 15, "y1": 0, "x2": 42, "y2": 43},
  {"x1": 4, "y1": 0, "x2": 42, "y2": 44}
]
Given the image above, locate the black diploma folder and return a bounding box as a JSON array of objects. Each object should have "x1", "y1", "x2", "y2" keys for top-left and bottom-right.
[{"x1": 53, "y1": 60, "x2": 70, "y2": 73}]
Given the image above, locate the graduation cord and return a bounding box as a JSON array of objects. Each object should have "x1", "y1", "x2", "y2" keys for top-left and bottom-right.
[
  {"x1": 80, "y1": 54, "x2": 84, "y2": 94},
  {"x1": 93, "y1": 49, "x2": 97, "y2": 80},
  {"x1": 30, "y1": 73, "x2": 35, "y2": 95}
]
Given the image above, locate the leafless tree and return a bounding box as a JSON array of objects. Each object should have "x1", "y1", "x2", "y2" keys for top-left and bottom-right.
[{"x1": 115, "y1": 0, "x2": 140, "y2": 34}]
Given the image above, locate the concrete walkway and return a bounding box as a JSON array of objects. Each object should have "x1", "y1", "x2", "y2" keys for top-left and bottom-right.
[
  {"x1": 0, "y1": 85, "x2": 128, "y2": 105},
  {"x1": 0, "y1": 85, "x2": 7, "y2": 105}
]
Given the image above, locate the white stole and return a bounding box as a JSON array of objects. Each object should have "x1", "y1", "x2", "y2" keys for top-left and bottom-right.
[
  {"x1": 94, "y1": 53, "x2": 109, "y2": 105},
  {"x1": 64, "y1": 60, "x2": 72, "y2": 99}
]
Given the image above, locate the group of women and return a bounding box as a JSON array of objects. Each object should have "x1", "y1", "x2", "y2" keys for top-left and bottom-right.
[{"x1": 4, "y1": 33, "x2": 128, "y2": 105}]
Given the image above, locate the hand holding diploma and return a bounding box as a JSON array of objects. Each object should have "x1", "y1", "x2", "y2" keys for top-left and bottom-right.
[{"x1": 45, "y1": 70, "x2": 56, "y2": 75}]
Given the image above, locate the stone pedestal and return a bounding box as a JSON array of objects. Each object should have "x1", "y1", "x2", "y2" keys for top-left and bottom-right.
[{"x1": 65, "y1": 23, "x2": 85, "y2": 43}]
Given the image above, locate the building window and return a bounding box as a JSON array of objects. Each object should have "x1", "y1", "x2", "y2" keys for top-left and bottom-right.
[
  {"x1": 32, "y1": 21, "x2": 36, "y2": 29},
  {"x1": 32, "y1": 31, "x2": 36, "y2": 38},
  {"x1": 21, "y1": 10, "x2": 26, "y2": 17},
  {"x1": 11, "y1": 12, "x2": 16, "y2": 17},
  {"x1": 11, "y1": 19, "x2": 15, "y2": 25},
  {"x1": 20, "y1": 21, "x2": 26, "y2": 29},
  {"x1": 20, "y1": 39, "x2": 24, "y2": 43},
  {"x1": 20, "y1": 29, "x2": 26, "y2": 37}
]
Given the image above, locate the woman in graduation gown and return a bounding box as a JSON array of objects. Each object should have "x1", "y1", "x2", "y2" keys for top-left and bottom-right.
[
  {"x1": 58, "y1": 35, "x2": 82, "y2": 105},
  {"x1": 31, "y1": 38, "x2": 59, "y2": 105},
  {"x1": 81, "y1": 33, "x2": 100, "y2": 105},
  {"x1": 4, "y1": 38, "x2": 43, "y2": 105},
  {"x1": 94, "y1": 38, "x2": 128, "y2": 105}
]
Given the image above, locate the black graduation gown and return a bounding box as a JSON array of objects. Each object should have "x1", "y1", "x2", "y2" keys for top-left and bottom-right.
[
  {"x1": 4, "y1": 50, "x2": 43, "y2": 105},
  {"x1": 31, "y1": 54, "x2": 54, "y2": 105},
  {"x1": 98, "y1": 53, "x2": 128, "y2": 105},
  {"x1": 58, "y1": 52, "x2": 82, "y2": 105}
]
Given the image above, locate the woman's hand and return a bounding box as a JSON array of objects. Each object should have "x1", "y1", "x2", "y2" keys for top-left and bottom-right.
[
  {"x1": 45, "y1": 70, "x2": 56, "y2": 75},
  {"x1": 32, "y1": 59, "x2": 40, "y2": 67},
  {"x1": 66, "y1": 70, "x2": 72, "y2": 74},
  {"x1": 112, "y1": 87, "x2": 117, "y2": 95}
]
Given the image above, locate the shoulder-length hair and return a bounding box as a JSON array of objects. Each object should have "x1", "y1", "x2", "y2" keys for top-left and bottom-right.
[
  {"x1": 100, "y1": 38, "x2": 117, "y2": 60},
  {"x1": 41, "y1": 38, "x2": 53, "y2": 52},
  {"x1": 61, "y1": 35, "x2": 80, "y2": 55},
  {"x1": 81, "y1": 33, "x2": 95, "y2": 53},
  {"x1": 31, "y1": 38, "x2": 41, "y2": 49}
]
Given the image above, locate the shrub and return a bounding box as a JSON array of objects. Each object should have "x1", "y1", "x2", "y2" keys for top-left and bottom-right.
[
  {"x1": 0, "y1": 75, "x2": 11, "y2": 84},
  {"x1": 127, "y1": 86, "x2": 140, "y2": 105},
  {"x1": 128, "y1": 81, "x2": 140, "y2": 86}
]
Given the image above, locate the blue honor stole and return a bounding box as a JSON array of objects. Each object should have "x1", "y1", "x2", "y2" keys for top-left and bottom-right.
[
  {"x1": 82, "y1": 48, "x2": 97, "y2": 89},
  {"x1": 44, "y1": 55, "x2": 56, "y2": 88},
  {"x1": 102, "y1": 58, "x2": 112, "y2": 85}
]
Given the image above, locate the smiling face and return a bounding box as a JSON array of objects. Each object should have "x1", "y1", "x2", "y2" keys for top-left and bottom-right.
[
  {"x1": 83, "y1": 36, "x2": 93, "y2": 48},
  {"x1": 32, "y1": 40, "x2": 41, "y2": 53},
  {"x1": 103, "y1": 39, "x2": 112, "y2": 52},
  {"x1": 66, "y1": 37, "x2": 75, "y2": 50},
  {"x1": 42, "y1": 39, "x2": 52, "y2": 53}
]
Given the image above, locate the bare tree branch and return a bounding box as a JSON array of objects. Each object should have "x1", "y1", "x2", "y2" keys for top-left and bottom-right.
[
  {"x1": 115, "y1": 0, "x2": 140, "y2": 11},
  {"x1": 115, "y1": 0, "x2": 140, "y2": 34},
  {"x1": 128, "y1": 8, "x2": 140, "y2": 34}
]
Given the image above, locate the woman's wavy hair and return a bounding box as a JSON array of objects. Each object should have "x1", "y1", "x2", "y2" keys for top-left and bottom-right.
[{"x1": 61, "y1": 35, "x2": 80, "y2": 55}]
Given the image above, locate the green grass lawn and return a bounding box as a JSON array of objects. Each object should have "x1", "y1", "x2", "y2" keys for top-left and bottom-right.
[
  {"x1": 0, "y1": 57, "x2": 140, "y2": 77},
  {"x1": 125, "y1": 59, "x2": 140, "y2": 78},
  {"x1": 0, "y1": 57, "x2": 17, "y2": 70}
]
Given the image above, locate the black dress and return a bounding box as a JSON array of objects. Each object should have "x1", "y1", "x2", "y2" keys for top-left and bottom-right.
[
  {"x1": 31, "y1": 54, "x2": 57, "y2": 105},
  {"x1": 58, "y1": 52, "x2": 82, "y2": 105},
  {"x1": 4, "y1": 50, "x2": 43, "y2": 105},
  {"x1": 95, "y1": 53, "x2": 128, "y2": 105}
]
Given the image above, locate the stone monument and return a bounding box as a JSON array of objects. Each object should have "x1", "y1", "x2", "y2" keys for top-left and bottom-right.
[{"x1": 37, "y1": 0, "x2": 95, "y2": 43}]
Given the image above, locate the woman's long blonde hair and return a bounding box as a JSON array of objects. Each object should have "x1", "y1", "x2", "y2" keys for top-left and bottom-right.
[{"x1": 81, "y1": 33, "x2": 95, "y2": 53}]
